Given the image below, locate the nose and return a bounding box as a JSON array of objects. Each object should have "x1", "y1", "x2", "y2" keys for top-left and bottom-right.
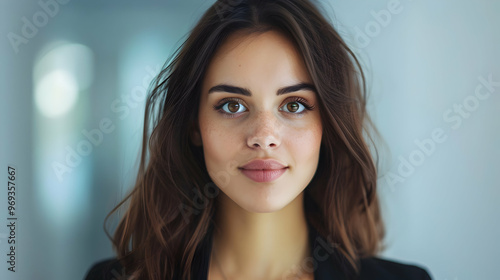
[{"x1": 246, "y1": 112, "x2": 281, "y2": 150}]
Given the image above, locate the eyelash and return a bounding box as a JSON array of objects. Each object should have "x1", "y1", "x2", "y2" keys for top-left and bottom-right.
[{"x1": 212, "y1": 97, "x2": 315, "y2": 118}]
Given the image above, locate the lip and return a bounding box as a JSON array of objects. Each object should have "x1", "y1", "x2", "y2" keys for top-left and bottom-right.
[
  {"x1": 239, "y1": 159, "x2": 288, "y2": 170},
  {"x1": 239, "y1": 159, "x2": 288, "y2": 183}
]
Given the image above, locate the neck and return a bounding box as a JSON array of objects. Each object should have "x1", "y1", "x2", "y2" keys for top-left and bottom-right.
[{"x1": 210, "y1": 192, "x2": 312, "y2": 280}]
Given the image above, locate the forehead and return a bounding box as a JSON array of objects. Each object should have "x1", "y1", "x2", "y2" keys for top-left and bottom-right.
[{"x1": 202, "y1": 30, "x2": 311, "y2": 89}]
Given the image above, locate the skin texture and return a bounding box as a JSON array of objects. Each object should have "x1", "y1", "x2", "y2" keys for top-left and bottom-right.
[{"x1": 192, "y1": 30, "x2": 322, "y2": 279}]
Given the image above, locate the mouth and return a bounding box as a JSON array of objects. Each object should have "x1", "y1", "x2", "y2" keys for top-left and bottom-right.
[{"x1": 238, "y1": 167, "x2": 288, "y2": 183}]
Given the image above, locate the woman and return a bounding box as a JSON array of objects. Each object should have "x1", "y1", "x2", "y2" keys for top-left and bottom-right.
[{"x1": 85, "y1": 0, "x2": 432, "y2": 279}]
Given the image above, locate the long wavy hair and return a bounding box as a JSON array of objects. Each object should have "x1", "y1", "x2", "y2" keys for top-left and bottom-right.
[{"x1": 104, "y1": 0, "x2": 386, "y2": 279}]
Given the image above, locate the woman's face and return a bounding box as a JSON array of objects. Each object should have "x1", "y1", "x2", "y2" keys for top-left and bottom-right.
[{"x1": 195, "y1": 30, "x2": 322, "y2": 213}]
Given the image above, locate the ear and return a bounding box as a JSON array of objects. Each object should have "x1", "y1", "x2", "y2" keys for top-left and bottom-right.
[{"x1": 189, "y1": 121, "x2": 203, "y2": 147}]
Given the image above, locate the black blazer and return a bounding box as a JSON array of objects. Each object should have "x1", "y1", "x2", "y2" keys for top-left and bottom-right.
[{"x1": 84, "y1": 222, "x2": 432, "y2": 280}]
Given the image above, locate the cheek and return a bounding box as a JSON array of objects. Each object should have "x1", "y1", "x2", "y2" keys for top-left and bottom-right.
[
  {"x1": 288, "y1": 122, "x2": 322, "y2": 158},
  {"x1": 199, "y1": 119, "x2": 239, "y2": 165}
]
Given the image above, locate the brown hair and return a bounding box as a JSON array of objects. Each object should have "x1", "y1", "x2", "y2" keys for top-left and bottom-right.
[{"x1": 104, "y1": 0, "x2": 385, "y2": 279}]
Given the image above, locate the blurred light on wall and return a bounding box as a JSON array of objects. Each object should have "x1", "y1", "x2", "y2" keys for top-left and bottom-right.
[
  {"x1": 34, "y1": 42, "x2": 94, "y2": 118},
  {"x1": 116, "y1": 32, "x2": 165, "y2": 190},
  {"x1": 35, "y1": 69, "x2": 78, "y2": 118},
  {"x1": 33, "y1": 41, "x2": 95, "y2": 228}
]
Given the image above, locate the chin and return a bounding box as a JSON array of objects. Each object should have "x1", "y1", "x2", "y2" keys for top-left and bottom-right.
[
  {"x1": 236, "y1": 196, "x2": 292, "y2": 213},
  {"x1": 243, "y1": 205, "x2": 283, "y2": 213}
]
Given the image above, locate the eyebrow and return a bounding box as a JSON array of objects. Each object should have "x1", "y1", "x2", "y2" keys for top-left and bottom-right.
[{"x1": 207, "y1": 82, "x2": 317, "y2": 96}]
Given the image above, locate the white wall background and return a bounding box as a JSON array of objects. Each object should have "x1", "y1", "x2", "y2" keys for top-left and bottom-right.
[
  {"x1": 327, "y1": 1, "x2": 500, "y2": 279},
  {"x1": 0, "y1": 0, "x2": 498, "y2": 279}
]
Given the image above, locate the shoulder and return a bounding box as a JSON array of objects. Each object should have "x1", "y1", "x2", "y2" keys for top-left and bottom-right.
[
  {"x1": 84, "y1": 258, "x2": 127, "y2": 280},
  {"x1": 358, "y1": 256, "x2": 433, "y2": 280}
]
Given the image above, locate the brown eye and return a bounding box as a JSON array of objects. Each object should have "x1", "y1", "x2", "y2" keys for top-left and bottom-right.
[
  {"x1": 217, "y1": 100, "x2": 247, "y2": 114},
  {"x1": 227, "y1": 102, "x2": 241, "y2": 113},
  {"x1": 286, "y1": 102, "x2": 299, "y2": 112},
  {"x1": 281, "y1": 101, "x2": 307, "y2": 114}
]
